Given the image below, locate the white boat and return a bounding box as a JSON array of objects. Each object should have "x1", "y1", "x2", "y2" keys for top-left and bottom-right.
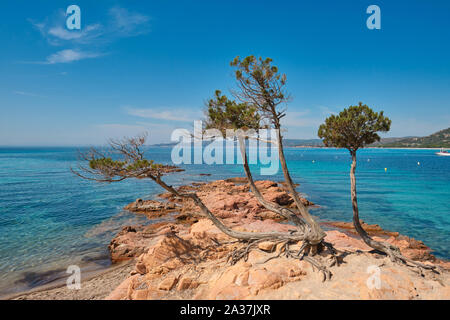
[{"x1": 436, "y1": 148, "x2": 450, "y2": 156}]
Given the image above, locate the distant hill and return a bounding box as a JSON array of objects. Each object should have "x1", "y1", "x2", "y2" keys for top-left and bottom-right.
[
  {"x1": 283, "y1": 137, "x2": 421, "y2": 148},
  {"x1": 284, "y1": 129, "x2": 450, "y2": 148},
  {"x1": 283, "y1": 139, "x2": 324, "y2": 147},
  {"x1": 368, "y1": 137, "x2": 416, "y2": 146},
  {"x1": 151, "y1": 128, "x2": 450, "y2": 148},
  {"x1": 378, "y1": 128, "x2": 450, "y2": 148},
  {"x1": 283, "y1": 137, "x2": 419, "y2": 148}
]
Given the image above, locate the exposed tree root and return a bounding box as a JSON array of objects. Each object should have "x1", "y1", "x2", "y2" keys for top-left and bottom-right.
[
  {"x1": 368, "y1": 239, "x2": 442, "y2": 277},
  {"x1": 227, "y1": 237, "x2": 343, "y2": 282}
]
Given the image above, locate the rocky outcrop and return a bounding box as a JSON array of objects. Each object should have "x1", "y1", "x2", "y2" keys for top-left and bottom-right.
[
  {"x1": 155, "y1": 178, "x2": 314, "y2": 220},
  {"x1": 323, "y1": 221, "x2": 400, "y2": 237},
  {"x1": 169, "y1": 179, "x2": 314, "y2": 221},
  {"x1": 382, "y1": 235, "x2": 436, "y2": 262},
  {"x1": 108, "y1": 179, "x2": 449, "y2": 300},
  {"x1": 124, "y1": 199, "x2": 177, "y2": 214},
  {"x1": 323, "y1": 221, "x2": 436, "y2": 262},
  {"x1": 106, "y1": 217, "x2": 449, "y2": 300},
  {"x1": 108, "y1": 223, "x2": 183, "y2": 263}
]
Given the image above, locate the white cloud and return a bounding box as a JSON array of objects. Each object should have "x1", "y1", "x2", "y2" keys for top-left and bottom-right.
[
  {"x1": 109, "y1": 7, "x2": 150, "y2": 36},
  {"x1": 32, "y1": 6, "x2": 150, "y2": 46},
  {"x1": 44, "y1": 49, "x2": 103, "y2": 64},
  {"x1": 28, "y1": 6, "x2": 150, "y2": 65},
  {"x1": 30, "y1": 10, "x2": 104, "y2": 46},
  {"x1": 47, "y1": 24, "x2": 103, "y2": 42},
  {"x1": 127, "y1": 107, "x2": 201, "y2": 123},
  {"x1": 319, "y1": 106, "x2": 339, "y2": 116},
  {"x1": 13, "y1": 91, "x2": 46, "y2": 98}
]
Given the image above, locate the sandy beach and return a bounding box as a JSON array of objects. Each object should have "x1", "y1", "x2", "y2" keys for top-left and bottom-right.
[{"x1": 6, "y1": 261, "x2": 133, "y2": 300}]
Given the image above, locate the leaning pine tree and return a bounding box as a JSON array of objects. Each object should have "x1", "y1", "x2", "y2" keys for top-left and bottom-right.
[
  {"x1": 73, "y1": 56, "x2": 340, "y2": 281},
  {"x1": 205, "y1": 56, "x2": 338, "y2": 275},
  {"x1": 72, "y1": 134, "x2": 307, "y2": 243},
  {"x1": 318, "y1": 103, "x2": 439, "y2": 274},
  {"x1": 73, "y1": 133, "x2": 336, "y2": 279}
]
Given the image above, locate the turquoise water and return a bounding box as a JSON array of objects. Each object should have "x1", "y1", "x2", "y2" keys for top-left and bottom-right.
[{"x1": 0, "y1": 147, "x2": 448, "y2": 296}]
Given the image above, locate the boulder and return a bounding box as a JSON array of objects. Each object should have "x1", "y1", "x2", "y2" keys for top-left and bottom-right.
[
  {"x1": 158, "y1": 275, "x2": 178, "y2": 291},
  {"x1": 124, "y1": 199, "x2": 176, "y2": 213}
]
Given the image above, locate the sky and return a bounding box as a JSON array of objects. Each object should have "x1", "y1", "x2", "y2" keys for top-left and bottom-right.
[{"x1": 0, "y1": 0, "x2": 449, "y2": 146}]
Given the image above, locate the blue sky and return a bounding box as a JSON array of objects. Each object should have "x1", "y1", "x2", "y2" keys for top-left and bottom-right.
[{"x1": 0, "y1": 0, "x2": 449, "y2": 146}]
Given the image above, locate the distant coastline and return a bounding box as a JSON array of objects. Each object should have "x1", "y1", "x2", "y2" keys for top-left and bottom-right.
[
  {"x1": 151, "y1": 127, "x2": 450, "y2": 149},
  {"x1": 290, "y1": 146, "x2": 443, "y2": 150}
]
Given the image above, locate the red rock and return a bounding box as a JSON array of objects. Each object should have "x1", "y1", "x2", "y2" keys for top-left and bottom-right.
[
  {"x1": 258, "y1": 241, "x2": 276, "y2": 252},
  {"x1": 158, "y1": 275, "x2": 178, "y2": 291},
  {"x1": 106, "y1": 179, "x2": 449, "y2": 301},
  {"x1": 176, "y1": 277, "x2": 199, "y2": 291},
  {"x1": 105, "y1": 275, "x2": 139, "y2": 300},
  {"x1": 108, "y1": 223, "x2": 186, "y2": 263},
  {"x1": 225, "y1": 177, "x2": 248, "y2": 183},
  {"x1": 325, "y1": 230, "x2": 372, "y2": 252},
  {"x1": 124, "y1": 199, "x2": 177, "y2": 214},
  {"x1": 140, "y1": 235, "x2": 194, "y2": 271},
  {"x1": 135, "y1": 262, "x2": 147, "y2": 275},
  {"x1": 131, "y1": 289, "x2": 149, "y2": 300},
  {"x1": 323, "y1": 221, "x2": 399, "y2": 237}
]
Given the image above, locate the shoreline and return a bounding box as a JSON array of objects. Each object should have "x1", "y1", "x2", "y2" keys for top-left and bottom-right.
[
  {"x1": 5, "y1": 178, "x2": 449, "y2": 300},
  {"x1": 4, "y1": 261, "x2": 134, "y2": 300}
]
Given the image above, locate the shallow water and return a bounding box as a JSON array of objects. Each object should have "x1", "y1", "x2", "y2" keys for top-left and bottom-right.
[{"x1": 0, "y1": 147, "x2": 448, "y2": 296}]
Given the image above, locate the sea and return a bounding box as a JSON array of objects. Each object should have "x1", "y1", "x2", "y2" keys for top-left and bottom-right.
[{"x1": 0, "y1": 146, "x2": 448, "y2": 296}]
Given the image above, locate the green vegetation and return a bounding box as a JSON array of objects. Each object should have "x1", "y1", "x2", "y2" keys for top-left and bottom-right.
[
  {"x1": 318, "y1": 103, "x2": 391, "y2": 151},
  {"x1": 205, "y1": 90, "x2": 261, "y2": 134},
  {"x1": 283, "y1": 139, "x2": 324, "y2": 147},
  {"x1": 378, "y1": 127, "x2": 450, "y2": 148},
  {"x1": 317, "y1": 104, "x2": 438, "y2": 272},
  {"x1": 318, "y1": 104, "x2": 399, "y2": 255},
  {"x1": 206, "y1": 55, "x2": 327, "y2": 258}
]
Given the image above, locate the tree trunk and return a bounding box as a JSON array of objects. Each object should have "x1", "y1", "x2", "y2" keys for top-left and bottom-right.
[
  {"x1": 350, "y1": 151, "x2": 390, "y2": 251},
  {"x1": 275, "y1": 128, "x2": 326, "y2": 245},
  {"x1": 148, "y1": 174, "x2": 306, "y2": 242},
  {"x1": 237, "y1": 135, "x2": 306, "y2": 231},
  {"x1": 350, "y1": 151, "x2": 441, "y2": 273}
]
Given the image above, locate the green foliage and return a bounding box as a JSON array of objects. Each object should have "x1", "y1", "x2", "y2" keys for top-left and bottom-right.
[
  {"x1": 89, "y1": 158, "x2": 125, "y2": 170},
  {"x1": 231, "y1": 56, "x2": 286, "y2": 87},
  {"x1": 89, "y1": 157, "x2": 162, "y2": 174},
  {"x1": 380, "y1": 127, "x2": 450, "y2": 148},
  {"x1": 205, "y1": 90, "x2": 262, "y2": 133},
  {"x1": 126, "y1": 159, "x2": 162, "y2": 171},
  {"x1": 230, "y1": 56, "x2": 289, "y2": 125},
  {"x1": 318, "y1": 103, "x2": 391, "y2": 152}
]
